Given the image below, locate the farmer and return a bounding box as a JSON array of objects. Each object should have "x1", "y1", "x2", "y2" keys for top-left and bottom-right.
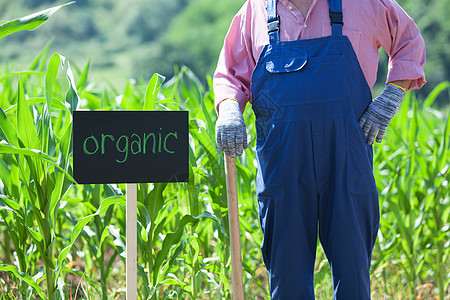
[{"x1": 214, "y1": 0, "x2": 425, "y2": 298}]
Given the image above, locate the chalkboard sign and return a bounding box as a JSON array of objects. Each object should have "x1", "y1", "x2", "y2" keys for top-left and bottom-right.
[{"x1": 73, "y1": 111, "x2": 189, "y2": 184}]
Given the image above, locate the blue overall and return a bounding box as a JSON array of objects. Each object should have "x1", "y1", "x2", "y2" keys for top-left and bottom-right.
[{"x1": 250, "y1": 0, "x2": 379, "y2": 298}]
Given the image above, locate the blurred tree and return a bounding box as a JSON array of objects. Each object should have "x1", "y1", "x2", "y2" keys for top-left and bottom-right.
[
  {"x1": 134, "y1": 0, "x2": 245, "y2": 80},
  {"x1": 0, "y1": 0, "x2": 188, "y2": 86},
  {"x1": 126, "y1": 0, "x2": 188, "y2": 42},
  {"x1": 0, "y1": 0, "x2": 447, "y2": 99},
  {"x1": 21, "y1": 0, "x2": 58, "y2": 9},
  {"x1": 377, "y1": 0, "x2": 449, "y2": 102}
]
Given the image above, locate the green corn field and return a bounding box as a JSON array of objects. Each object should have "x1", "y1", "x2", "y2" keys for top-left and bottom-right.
[{"x1": 0, "y1": 4, "x2": 449, "y2": 300}]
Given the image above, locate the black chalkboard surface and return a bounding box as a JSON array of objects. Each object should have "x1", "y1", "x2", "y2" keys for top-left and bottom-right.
[{"x1": 73, "y1": 111, "x2": 189, "y2": 184}]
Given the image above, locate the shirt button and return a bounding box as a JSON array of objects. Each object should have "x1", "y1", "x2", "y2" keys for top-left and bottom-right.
[
  {"x1": 288, "y1": 5, "x2": 293, "y2": 10},
  {"x1": 304, "y1": 24, "x2": 307, "y2": 28}
]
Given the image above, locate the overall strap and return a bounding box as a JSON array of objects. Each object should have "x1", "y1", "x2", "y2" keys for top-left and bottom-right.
[
  {"x1": 328, "y1": 0, "x2": 343, "y2": 36},
  {"x1": 266, "y1": 0, "x2": 280, "y2": 43}
]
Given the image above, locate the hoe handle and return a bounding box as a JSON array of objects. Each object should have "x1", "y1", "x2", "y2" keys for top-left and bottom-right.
[{"x1": 225, "y1": 155, "x2": 245, "y2": 300}]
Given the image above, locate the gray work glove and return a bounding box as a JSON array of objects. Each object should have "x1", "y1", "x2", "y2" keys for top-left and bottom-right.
[
  {"x1": 358, "y1": 84, "x2": 405, "y2": 145},
  {"x1": 215, "y1": 99, "x2": 248, "y2": 157}
]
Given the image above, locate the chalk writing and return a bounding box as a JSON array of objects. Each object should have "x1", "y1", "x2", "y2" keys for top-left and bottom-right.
[
  {"x1": 82, "y1": 130, "x2": 178, "y2": 163},
  {"x1": 83, "y1": 135, "x2": 99, "y2": 155}
]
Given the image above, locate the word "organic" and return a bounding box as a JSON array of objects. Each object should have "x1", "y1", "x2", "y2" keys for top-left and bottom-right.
[{"x1": 82, "y1": 130, "x2": 178, "y2": 163}]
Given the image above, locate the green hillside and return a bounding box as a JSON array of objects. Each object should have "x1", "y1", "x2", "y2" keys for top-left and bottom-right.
[{"x1": 0, "y1": 0, "x2": 448, "y2": 98}]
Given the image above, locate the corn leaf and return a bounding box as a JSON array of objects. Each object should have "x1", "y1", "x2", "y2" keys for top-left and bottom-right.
[
  {"x1": 144, "y1": 73, "x2": 165, "y2": 111},
  {"x1": 65, "y1": 60, "x2": 80, "y2": 113},
  {"x1": 0, "y1": 107, "x2": 18, "y2": 146},
  {"x1": 26, "y1": 226, "x2": 46, "y2": 261},
  {"x1": 40, "y1": 53, "x2": 62, "y2": 154},
  {"x1": 0, "y1": 71, "x2": 45, "y2": 82},
  {"x1": 0, "y1": 195, "x2": 21, "y2": 211},
  {"x1": 49, "y1": 124, "x2": 73, "y2": 222},
  {"x1": 137, "y1": 201, "x2": 152, "y2": 231},
  {"x1": 0, "y1": 2, "x2": 73, "y2": 39},
  {"x1": 45, "y1": 53, "x2": 62, "y2": 111},
  {"x1": 55, "y1": 196, "x2": 125, "y2": 281},
  {"x1": 95, "y1": 226, "x2": 111, "y2": 258},
  {"x1": 423, "y1": 81, "x2": 449, "y2": 108},
  {"x1": 153, "y1": 211, "x2": 225, "y2": 284},
  {"x1": 145, "y1": 183, "x2": 167, "y2": 223},
  {"x1": 437, "y1": 109, "x2": 450, "y2": 171},
  {"x1": 107, "y1": 225, "x2": 126, "y2": 257},
  {"x1": 0, "y1": 264, "x2": 47, "y2": 299},
  {"x1": 187, "y1": 164, "x2": 200, "y2": 216},
  {"x1": 159, "y1": 237, "x2": 193, "y2": 286},
  {"x1": 201, "y1": 90, "x2": 215, "y2": 147},
  {"x1": 17, "y1": 74, "x2": 40, "y2": 150},
  {"x1": 76, "y1": 57, "x2": 91, "y2": 91},
  {"x1": 6, "y1": 97, "x2": 69, "y2": 114},
  {"x1": 406, "y1": 99, "x2": 418, "y2": 182},
  {"x1": 0, "y1": 142, "x2": 75, "y2": 182},
  {"x1": 29, "y1": 39, "x2": 53, "y2": 71}
]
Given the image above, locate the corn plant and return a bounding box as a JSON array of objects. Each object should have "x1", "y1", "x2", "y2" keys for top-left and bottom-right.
[
  {"x1": 112, "y1": 73, "x2": 229, "y2": 299},
  {"x1": 0, "y1": 16, "x2": 123, "y2": 298},
  {"x1": 372, "y1": 82, "x2": 450, "y2": 299}
]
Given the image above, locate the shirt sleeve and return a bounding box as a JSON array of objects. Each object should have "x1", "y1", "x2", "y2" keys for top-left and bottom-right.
[
  {"x1": 213, "y1": 1, "x2": 256, "y2": 114},
  {"x1": 377, "y1": 0, "x2": 426, "y2": 90}
]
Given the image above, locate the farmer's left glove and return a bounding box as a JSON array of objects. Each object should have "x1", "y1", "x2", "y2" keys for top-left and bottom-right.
[
  {"x1": 215, "y1": 99, "x2": 248, "y2": 158},
  {"x1": 358, "y1": 84, "x2": 405, "y2": 145}
]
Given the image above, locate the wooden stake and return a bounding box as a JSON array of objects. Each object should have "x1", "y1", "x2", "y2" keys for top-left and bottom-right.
[
  {"x1": 224, "y1": 156, "x2": 245, "y2": 300},
  {"x1": 126, "y1": 183, "x2": 138, "y2": 300}
]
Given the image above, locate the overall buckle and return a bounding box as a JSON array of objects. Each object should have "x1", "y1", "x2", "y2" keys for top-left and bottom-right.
[
  {"x1": 329, "y1": 10, "x2": 343, "y2": 25},
  {"x1": 268, "y1": 15, "x2": 280, "y2": 33}
]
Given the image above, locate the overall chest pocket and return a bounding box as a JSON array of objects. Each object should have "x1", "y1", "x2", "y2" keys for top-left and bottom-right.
[{"x1": 266, "y1": 54, "x2": 348, "y2": 106}]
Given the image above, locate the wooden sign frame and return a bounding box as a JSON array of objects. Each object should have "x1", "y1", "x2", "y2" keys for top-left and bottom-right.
[{"x1": 73, "y1": 110, "x2": 189, "y2": 184}]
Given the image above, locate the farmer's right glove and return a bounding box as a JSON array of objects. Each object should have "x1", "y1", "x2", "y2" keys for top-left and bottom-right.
[
  {"x1": 215, "y1": 99, "x2": 248, "y2": 157},
  {"x1": 358, "y1": 84, "x2": 405, "y2": 145}
]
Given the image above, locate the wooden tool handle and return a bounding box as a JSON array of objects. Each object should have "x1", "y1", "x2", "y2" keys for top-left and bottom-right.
[
  {"x1": 126, "y1": 183, "x2": 138, "y2": 300},
  {"x1": 225, "y1": 155, "x2": 245, "y2": 300}
]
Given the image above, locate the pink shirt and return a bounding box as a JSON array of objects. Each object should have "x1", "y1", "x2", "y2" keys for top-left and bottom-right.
[{"x1": 213, "y1": 0, "x2": 426, "y2": 112}]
